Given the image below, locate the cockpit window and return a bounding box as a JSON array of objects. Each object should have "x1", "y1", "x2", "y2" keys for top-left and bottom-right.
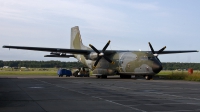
[{"x1": 148, "y1": 57, "x2": 154, "y2": 60}]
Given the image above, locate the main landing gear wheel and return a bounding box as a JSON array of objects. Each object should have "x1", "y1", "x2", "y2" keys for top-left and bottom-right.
[
  {"x1": 120, "y1": 75, "x2": 131, "y2": 79},
  {"x1": 96, "y1": 76, "x2": 101, "y2": 78},
  {"x1": 101, "y1": 75, "x2": 107, "y2": 79},
  {"x1": 145, "y1": 75, "x2": 153, "y2": 80}
]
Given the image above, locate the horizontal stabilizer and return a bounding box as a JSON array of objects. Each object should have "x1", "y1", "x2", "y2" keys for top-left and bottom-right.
[{"x1": 44, "y1": 54, "x2": 75, "y2": 58}]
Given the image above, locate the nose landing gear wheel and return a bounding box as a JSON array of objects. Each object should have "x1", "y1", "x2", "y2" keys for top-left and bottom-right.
[
  {"x1": 145, "y1": 75, "x2": 153, "y2": 80},
  {"x1": 101, "y1": 75, "x2": 107, "y2": 79},
  {"x1": 96, "y1": 76, "x2": 101, "y2": 78}
]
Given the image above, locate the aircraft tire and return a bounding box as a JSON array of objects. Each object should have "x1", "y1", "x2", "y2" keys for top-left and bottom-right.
[
  {"x1": 120, "y1": 75, "x2": 124, "y2": 78},
  {"x1": 126, "y1": 75, "x2": 131, "y2": 79},
  {"x1": 101, "y1": 75, "x2": 107, "y2": 79},
  {"x1": 145, "y1": 75, "x2": 153, "y2": 80},
  {"x1": 149, "y1": 75, "x2": 153, "y2": 80},
  {"x1": 96, "y1": 76, "x2": 100, "y2": 78},
  {"x1": 120, "y1": 75, "x2": 131, "y2": 79}
]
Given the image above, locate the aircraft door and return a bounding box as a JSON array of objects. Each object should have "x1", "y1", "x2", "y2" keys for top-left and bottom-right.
[{"x1": 118, "y1": 52, "x2": 137, "y2": 72}]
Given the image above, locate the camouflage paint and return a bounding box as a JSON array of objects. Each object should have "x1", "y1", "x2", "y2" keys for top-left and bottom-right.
[
  {"x1": 70, "y1": 26, "x2": 93, "y2": 68},
  {"x1": 70, "y1": 26, "x2": 162, "y2": 76}
]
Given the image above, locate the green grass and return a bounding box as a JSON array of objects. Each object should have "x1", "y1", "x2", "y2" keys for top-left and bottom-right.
[
  {"x1": 0, "y1": 71, "x2": 57, "y2": 76},
  {"x1": 1, "y1": 69, "x2": 200, "y2": 82},
  {"x1": 157, "y1": 70, "x2": 200, "y2": 81},
  {"x1": 0, "y1": 68, "x2": 58, "y2": 76}
]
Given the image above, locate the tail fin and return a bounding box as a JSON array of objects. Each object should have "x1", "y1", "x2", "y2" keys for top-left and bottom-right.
[{"x1": 70, "y1": 26, "x2": 89, "y2": 50}]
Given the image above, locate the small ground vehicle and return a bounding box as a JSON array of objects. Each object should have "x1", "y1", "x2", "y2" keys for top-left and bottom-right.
[
  {"x1": 57, "y1": 69, "x2": 72, "y2": 77},
  {"x1": 72, "y1": 67, "x2": 90, "y2": 77}
]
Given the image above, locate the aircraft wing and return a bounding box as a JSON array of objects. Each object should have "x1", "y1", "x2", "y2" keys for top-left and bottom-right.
[
  {"x1": 2, "y1": 45, "x2": 124, "y2": 55},
  {"x1": 156, "y1": 50, "x2": 199, "y2": 54},
  {"x1": 2, "y1": 45, "x2": 198, "y2": 55},
  {"x1": 2, "y1": 45, "x2": 92, "y2": 54}
]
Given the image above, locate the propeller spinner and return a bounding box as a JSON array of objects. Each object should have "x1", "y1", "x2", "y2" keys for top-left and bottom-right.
[{"x1": 89, "y1": 40, "x2": 115, "y2": 69}]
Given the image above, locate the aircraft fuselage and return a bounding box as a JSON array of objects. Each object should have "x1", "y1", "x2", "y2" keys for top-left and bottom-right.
[{"x1": 75, "y1": 51, "x2": 162, "y2": 76}]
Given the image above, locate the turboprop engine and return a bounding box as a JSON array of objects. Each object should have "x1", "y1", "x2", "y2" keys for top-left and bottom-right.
[
  {"x1": 89, "y1": 40, "x2": 115, "y2": 69},
  {"x1": 88, "y1": 52, "x2": 98, "y2": 60}
]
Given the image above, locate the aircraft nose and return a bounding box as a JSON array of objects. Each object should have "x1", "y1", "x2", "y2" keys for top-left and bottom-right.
[{"x1": 152, "y1": 61, "x2": 163, "y2": 74}]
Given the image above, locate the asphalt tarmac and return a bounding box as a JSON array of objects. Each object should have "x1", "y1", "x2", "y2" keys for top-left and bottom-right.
[{"x1": 1, "y1": 76, "x2": 200, "y2": 112}]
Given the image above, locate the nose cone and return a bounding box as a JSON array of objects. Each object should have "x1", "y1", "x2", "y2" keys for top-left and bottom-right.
[{"x1": 152, "y1": 60, "x2": 163, "y2": 74}]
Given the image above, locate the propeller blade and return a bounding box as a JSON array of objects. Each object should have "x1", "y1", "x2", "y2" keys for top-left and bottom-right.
[
  {"x1": 102, "y1": 40, "x2": 110, "y2": 52},
  {"x1": 90, "y1": 40, "x2": 114, "y2": 70},
  {"x1": 103, "y1": 56, "x2": 115, "y2": 64},
  {"x1": 148, "y1": 42, "x2": 155, "y2": 54},
  {"x1": 94, "y1": 57, "x2": 102, "y2": 67},
  {"x1": 157, "y1": 46, "x2": 166, "y2": 54},
  {"x1": 89, "y1": 44, "x2": 100, "y2": 54}
]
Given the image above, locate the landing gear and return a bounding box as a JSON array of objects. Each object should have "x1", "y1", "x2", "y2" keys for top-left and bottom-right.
[
  {"x1": 120, "y1": 75, "x2": 131, "y2": 79},
  {"x1": 120, "y1": 75, "x2": 124, "y2": 78},
  {"x1": 101, "y1": 75, "x2": 107, "y2": 79},
  {"x1": 96, "y1": 76, "x2": 101, "y2": 78},
  {"x1": 145, "y1": 75, "x2": 153, "y2": 80},
  {"x1": 96, "y1": 75, "x2": 107, "y2": 79}
]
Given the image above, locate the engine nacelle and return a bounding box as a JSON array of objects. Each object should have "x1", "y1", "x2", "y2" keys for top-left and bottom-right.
[{"x1": 87, "y1": 52, "x2": 98, "y2": 60}]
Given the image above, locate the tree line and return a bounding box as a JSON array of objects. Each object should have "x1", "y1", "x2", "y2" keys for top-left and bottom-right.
[
  {"x1": 162, "y1": 62, "x2": 200, "y2": 70},
  {"x1": 0, "y1": 60, "x2": 85, "y2": 69},
  {"x1": 0, "y1": 60, "x2": 200, "y2": 70}
]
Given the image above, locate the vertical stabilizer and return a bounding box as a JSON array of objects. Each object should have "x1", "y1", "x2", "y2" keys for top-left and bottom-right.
[{"x1": 70, "y1": 26, "x2": 89, "y2": 50}]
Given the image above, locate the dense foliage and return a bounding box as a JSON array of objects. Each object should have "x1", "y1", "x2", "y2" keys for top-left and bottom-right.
[
  {"x1": 0, "y1": 60, "x2": 199, "y2": 70},
  {"x1": 0, "y1": 60, "x2": 85, "y2": 68},
  {"x1": 162, "y1": 62, "x2": 200, "y2": 70}
]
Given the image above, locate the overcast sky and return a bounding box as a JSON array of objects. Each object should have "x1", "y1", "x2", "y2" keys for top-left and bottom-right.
[{"x1": 0, "y1": 0, "x2": 199, "y2": 62}]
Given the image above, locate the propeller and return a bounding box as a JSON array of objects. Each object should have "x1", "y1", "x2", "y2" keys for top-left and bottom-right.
[
  {"x1": 148, "y1": 42, "x2": 166, "y2": 57},
  {"x1": 89, "y1": 40, "x2": 115, "y2": 69}
]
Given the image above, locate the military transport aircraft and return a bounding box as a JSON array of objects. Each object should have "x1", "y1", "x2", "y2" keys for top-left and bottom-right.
[{"x1": 3, "y1": 26, "x2": 198, "y2": 80}]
